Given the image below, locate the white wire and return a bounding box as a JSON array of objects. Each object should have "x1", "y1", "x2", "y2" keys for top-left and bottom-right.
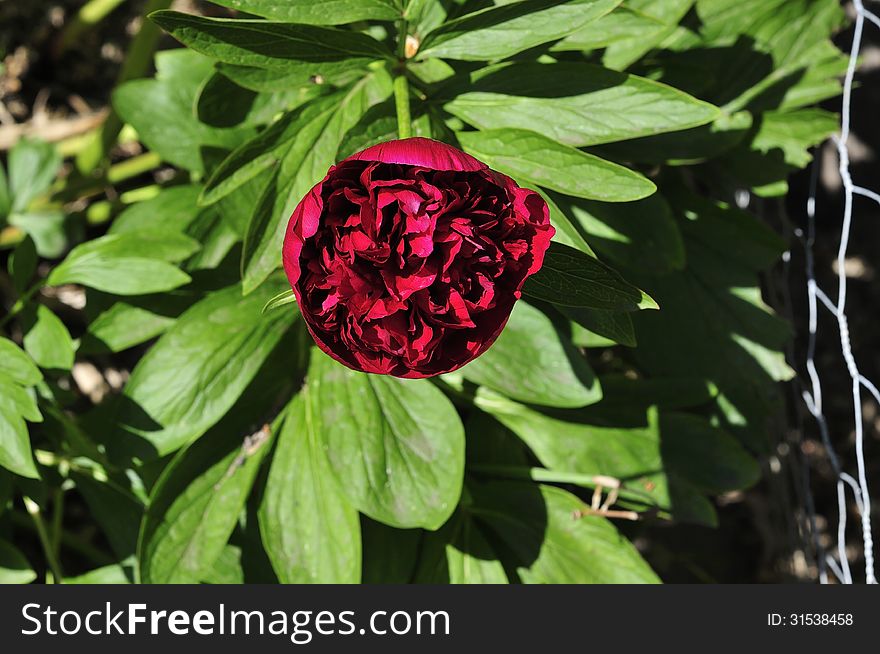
[{"x1": 800, "y1": 0, "x2": 878, "y2": 584}]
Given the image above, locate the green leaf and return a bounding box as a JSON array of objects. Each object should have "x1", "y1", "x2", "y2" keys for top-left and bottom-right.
[
  {"x1": 566, "y1": 306, "x2": 636, "y2": 347},
  {"x1": 216, "y1": 63, "x2": 364, "y2": 92},
  {"x1": 0, "y1": 161, "x2": 10, "y2": 217},
  {"x1": 205, "y1": 0, "x2": 401, "y2": 23},
  {"x1": 523, "y1": 241, "x2": 645, "y2": 311},
  {"x1": 200, "y1": 545, "x2": 244, "y2": 584},
  {"x1": 110, "y1": 185, "x2": 203, "y2": 234},
  {"x1": 444, "y1": 62, "x2": 719, "y2": 147},
  {"x1": 201, "y1": 94, "x2": 342, "y2": 206},
  {"x1": 0, "y1": 337, "x2": 42, "y2": 480},
  {"x1": 309, "y1": 353, "x2": 464, "y2": 530},
  {"x1": 598, "y1": 375, "x2": 717, "y2": 410},
  {"x1": 552, "y1": 4, "x2": 666, "y2": 51},
  {"x1": 48, "y1": 232, "x2": 199, "y2": 295},
  {"x1": 64, "y1": 564, "x2": 131, "y2": 584},
  {"x1": 139, "y1": 421, "x2": 275, "y2": 584},
  {"x1": 594, "y1": 110, "x2": 753, "y2": 166},
  {"x1": 602, "y1": 0, "x2": 694, "y2": 70},
  {"x1": 552, "y1": 192, "x2": 685, "y2": 274},
  {"x1": 262, "y1": 288, "x2": 296, "y2": 314},
  {"x1": 7, "y1": 138, "x2": 61, "y2": 213},
  {"x1": 459, "y1": 301, "x2": 602, "y2": 408},
  {"x1": 0, "y1": 337, "x2": 43, "y2": 386},
  {"x1": 242, "y1": 72, "x2": 392, "y2": 293},
  {"x1": 116, "y1": 279, "x2": 295, "y2": 457},
  {"x1": 471, "y1": 482, "x2": 659, "y2": 583},
  {"x1": 151, "y1": 12, "x2": 392, "y2": 80},
  {"x1": 0, "y1": 399, "x2": 40, "y2": 479},
  {"x1": 113, "y1": 50, "x2": 253, "y2": 173},
  {"x1": 631, "y1": 188, "x2": 793, "y2": 450},
  {"x1": 72, "y1": 472, "x2": 144, "y2": 560},
  {"x1": 360, "y1": 518, "x2": 422, "y2": 584},
  {"x1": 23, "y1": 305, "x2": 75, "y2": 371},
  {"x1": 414, "y1": 511, "x2": 508, "y2": 583},
  {"x1": 419, "y1": 0, "x2": 621, "y2": 61},
  {"x1": 660, "y1": 412, "x2": 760, "y2": 492},
  {"x1": 457, "y1": 129, "x2": 655, "y2": 202},
  {"x1": 260, "y1": 392, "x2": 361, "y2": 583},
  {"x1": 8, "y1": 209, "x2": 69, "y2": 258},
  {"x1": 475, "y1": 391, "x2": 671, "y2": 510},
  {"x1": 0, "y1": 540, "x2": 36, "y2": 584},
  {"x1": 9, "y1": 235, "x2": 38, "y2": 295},
  {"x1": 81, "y1": 290, "x2": 200, "y2": 355}
]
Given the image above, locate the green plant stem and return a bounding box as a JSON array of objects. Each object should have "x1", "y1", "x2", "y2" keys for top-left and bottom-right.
[
  {"x1": 394, "y1": 19, "x2": 412, "y2": 139},
  {"x1": 0, "y1": 279, "x2": 44, "y2": 330},
  {"x1": 470, "y1": 464, "x2": 654, "y2": 505},
  {"x1": 51, "y1": 488, "x2": 65, "y2": 561},
  {"x1": 23, "y1": 496, "x2": 64, "y2": 584},
  {"x1": 10, "y1": 511, "x2": 114, "y2": 568}
]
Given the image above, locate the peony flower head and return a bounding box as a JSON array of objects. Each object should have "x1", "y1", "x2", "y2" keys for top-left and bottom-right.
[{"x1": 282, "y1": 137, "x2": 554, "y2": 378}]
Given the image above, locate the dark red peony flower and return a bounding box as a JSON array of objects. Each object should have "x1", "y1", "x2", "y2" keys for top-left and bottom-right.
[{"x1": 282, "y1": 137, "x2": 554, "y2": 378}]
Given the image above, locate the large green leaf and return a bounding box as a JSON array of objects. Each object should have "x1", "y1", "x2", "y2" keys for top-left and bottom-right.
[
  {"x1": 242, "y1": 71, "x2": 392, "y2": 293},
  {"x1": 457, "y1": 129, "x2": 655, "y2": 202},
  {"x1": 23, "y1": 305, "x2": 75, "y2": 371},
  {"x1": 151, "y1": 11, "x2": 392, "y2": 83},
  {"x1": 523, "y1": 242, "x2": 647, "y2": 311},
  {"x1": 470, "y1": 482, "x2": 659, "y2": 583},
  {"x1": 459, "y1": 301, "x2": 602, "y2": 408},
  {"x1": 48, "y1": 232, "x2": 199, "y2": 295},
  {"x1": 206, "y1": 0, "x2": 400, "y2": 23},
  {"x1": 113, "y1": 50, "x2": 252, "y2": 173},
  {"x1": 631, "y1": 188, "x2": 793, "y2": 451},
  {"x1": 552, "y1": 192, "x2": 685, "y2": 274},
  {"x1": 309, "y1": 354, "x2": 464, "y2": 530},
  {"x1": 139, "y1": 416, "x2": 275, "y2": 583},
  {"x1": 444, "y1": 62, "x2": 719, "y2": 147},
  {"x1": 260, "y1": 392, "x2": 361, "y2": 583},
  {"x1": 110, "y1": 185, "x2": 203, "y2": 234},
  {"x1": 602, "y1": 0, "x2": 694, "y2": 70},
  {"x1": 419, "y1": 0, "x2": 621, "y2": 61},
  {"x1": 115, "y1": 279, "x2": 295, "y2": 458},
  {"x1": 552, "y1": 4, "x2": 666, "y2": 52},
  {"x1": 475, "y1": 390, "x2": 672, "y2": 510},
  {"x1": 201, "y1": 93, "x2": 341, "y2": 206}
]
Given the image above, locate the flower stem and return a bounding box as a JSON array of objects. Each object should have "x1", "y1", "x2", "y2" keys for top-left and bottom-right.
[
  {"x1": 24, "y1": 496, "x2": 64, "y2": 584},
  {"x1": 394, "y1": 19, "x2": 412, "y2": 139}
]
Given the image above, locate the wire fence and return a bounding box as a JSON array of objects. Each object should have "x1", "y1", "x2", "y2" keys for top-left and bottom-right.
[{"x1": 797, "y1": 0, "x2": 879, "y2": 585}]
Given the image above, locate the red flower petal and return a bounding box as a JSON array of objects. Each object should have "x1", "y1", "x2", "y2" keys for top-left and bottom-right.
[{"x1": 347, "y1": 137, "x2": 486, "y2": 172}]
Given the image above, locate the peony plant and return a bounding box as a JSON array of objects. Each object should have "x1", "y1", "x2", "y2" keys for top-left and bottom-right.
[{"x1": 0, "y1": 0, "x2": 848, "y2": 585}]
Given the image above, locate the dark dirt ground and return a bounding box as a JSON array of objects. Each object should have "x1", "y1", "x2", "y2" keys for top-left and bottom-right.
[{"x1": 2, "y1": 1, "x2": 879, "y2": 583}]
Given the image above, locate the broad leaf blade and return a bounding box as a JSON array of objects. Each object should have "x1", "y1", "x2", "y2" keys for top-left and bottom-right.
[
  {"x1": 445, "y1": 62, "x2": 719, "y2": 147},
  {"x1": 206, "y1": 0, "x2": 400, "y2": 24},
  {"x1": 259, "y1": 392, "x2": 361, "y2": 583},
  {"x1": 459, "y1": 301, "x2": 602, "y2": 408},
  {"x1": 419, "y1": 0, "x2": 621, "y2": 61},
  {"x1": 458, "y1": 129, "x2": 655, "y2": 202},
  {"x1": 116, "y1": 279, "x2": 295, "y2": 458},
  {"x1": 309, "y1": 354, "x2": 464, "y2": 530},
  {"x1": 523, "y1": 241, "x2": 645, "y2": 311}
]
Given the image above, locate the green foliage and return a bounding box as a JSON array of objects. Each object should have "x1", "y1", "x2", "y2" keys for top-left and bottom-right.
[{"x1": 0, "y1": 0, "x2": 847, "y2": 585}]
